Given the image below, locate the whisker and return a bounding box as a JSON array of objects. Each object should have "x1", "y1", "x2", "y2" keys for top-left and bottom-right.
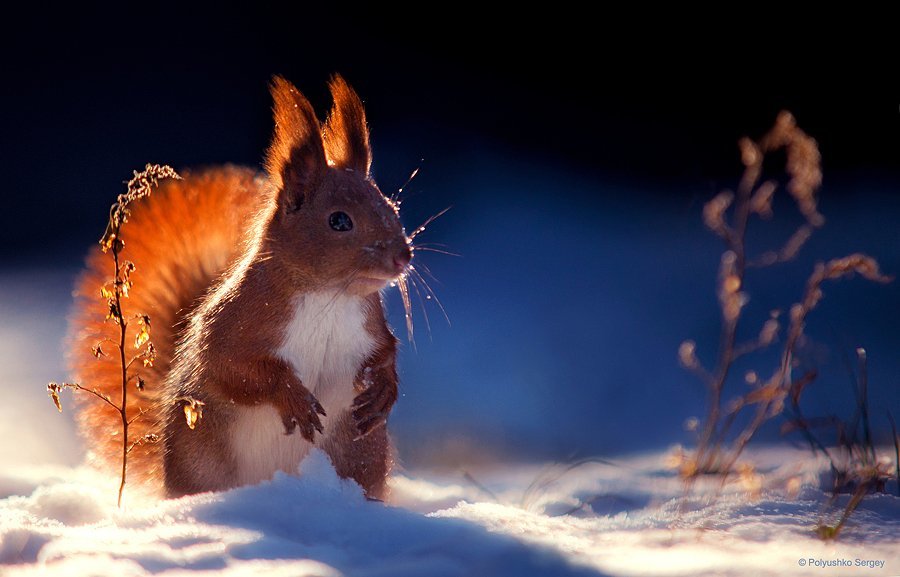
[
  {"x1": 409, "y1": 265, "x2": 451, "y2": 327},
  {"x1": 396, "y1": 274, "x2": 415, "y2": 349},
  {"x1": 409, "y1": 206, "x2": 452, "y2": 241},
  {"x1": 392, "y1": 165, "x2": 421, "y2": 204},
  {"x1": 413, "y1": 242, "x2": 453, "y2": 249},
  {"x1": 407, "y1": 272, "x2": 433, "y2": 341},
  {"x1": 412, "y1": 246, "x2": 461, "y2": 257},
  {"x1": 411, "y1": 260, "x2": 443, "y2": 287}
]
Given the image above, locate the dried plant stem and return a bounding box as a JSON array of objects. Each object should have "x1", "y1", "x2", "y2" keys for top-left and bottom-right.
[
  {"x1": 889, "y1": 411, "x2": 900, "y2": 497},
  {"x1": 48, "y1": 164, "x2": 178, "y2": 507},
  {"x1": 112, "y1": 242, "x2": 129, "y2": 507},
  {"x1": 817, "y1": 484, "x2": 867, "y2": 540},
  {"x1": 679, "y1": 112, "x2": 890, "y2": 485},
  {"x1": 105, "y1": 165, "x2": 177, "y2": 506}
]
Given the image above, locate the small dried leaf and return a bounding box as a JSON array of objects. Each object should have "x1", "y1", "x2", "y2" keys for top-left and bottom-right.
[
  {"x1": 91, "y1": 344, "x2": 105, "y2": 358},
  {"x1": 184, "y1": 405, "x2": 198, "y2": 429},
  {"x1": 106, "y1": 302, "x2": 121, "y2": 324},
  {"x1": 47, "y1": 382, "x2": 63, "y2": 412},
  {"x1": 100, "y1": 285, "x2": 114, "y2": 299},
  {"x1": 142, "y1": 342, "x2": 157, "y2": 367},
  {"x1": 181, "y1": 397, "x2": 205, "y2": 430},
  {"x1": 136, "y1": 377, "x2": 146, "y2": 391},
  {"x1": 135, "y1": 325, "x2": 150, "y2": 348},
  {"x1": 100, "y1": 232, "x2": 116, "y2": 253}
]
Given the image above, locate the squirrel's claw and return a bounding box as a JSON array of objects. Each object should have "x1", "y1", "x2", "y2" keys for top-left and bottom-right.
[
  {"x1": 280, "y1": 391, "x2": 325, "y2": 441},
  {"x1": 351, "y1": 364, "x2": 396, "y2": 440}
]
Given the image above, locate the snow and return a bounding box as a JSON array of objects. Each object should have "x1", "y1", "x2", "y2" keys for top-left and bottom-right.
[{"x1": 1, "y1": 448, "x2": 898, "y2": 576}]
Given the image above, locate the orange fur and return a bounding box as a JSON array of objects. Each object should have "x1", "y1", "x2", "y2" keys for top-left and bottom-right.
[{"x1": 68, "y1": 166, "x2": 269, "y2": 489}]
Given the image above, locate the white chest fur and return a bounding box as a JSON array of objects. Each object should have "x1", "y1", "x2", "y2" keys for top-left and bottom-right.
[
  {"x1": 230, "y1": 291, "x2": 375, "y2": 485},
  {"x1": 276, "y1": 291, "x2": 375, "y2": 416}
]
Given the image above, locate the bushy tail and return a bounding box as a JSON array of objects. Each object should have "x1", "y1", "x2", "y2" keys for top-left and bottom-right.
[{"x1": 67, "y1": 166, "x2": 268, "y2": 490}]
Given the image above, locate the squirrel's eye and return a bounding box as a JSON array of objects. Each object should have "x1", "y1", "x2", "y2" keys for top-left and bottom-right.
[{"x1": 329, "y1": 211, "x2": 353, "y2": 232}]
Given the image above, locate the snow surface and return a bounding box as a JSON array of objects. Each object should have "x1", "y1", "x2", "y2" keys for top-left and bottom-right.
[{"x1": 1, "y1": 448, "x2": 898, "y2": 576}]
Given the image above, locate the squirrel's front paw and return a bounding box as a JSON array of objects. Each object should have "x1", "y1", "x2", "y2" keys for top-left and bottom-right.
[
  {"x1": 280, "y1": 391, "x2": 326, "y2": 441},
  {"x1": 352, "y1": 368, "x2": 397, "y2": 440}
]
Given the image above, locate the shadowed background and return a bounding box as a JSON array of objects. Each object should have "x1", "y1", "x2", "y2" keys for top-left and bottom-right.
[{"x1": 1, "y1": 9, "x2": 897, "y2": 468}]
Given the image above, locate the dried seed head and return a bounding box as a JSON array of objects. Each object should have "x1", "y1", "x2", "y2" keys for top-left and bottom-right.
[
  {"x1": 723, "y1": 274, "x2": 741, "y2": 294},
  {"x1": 758, "y1": 318, "x2": 780, "y2": 347},
  {"x1": 739, "y1": 137, "x2": 761, "y2": 168},
  {"x1": 703, "y1": 191, "x2": 733, "y2": 237},
  {"x1": 750, "y1": 180, "x2": 776, "y2": 219},
  {"x1": 678, "y1": 340, "x2": 698, "y2": 368},
  {"x1": 759, "y1": 111, "x2": 824, "y2": 227}
]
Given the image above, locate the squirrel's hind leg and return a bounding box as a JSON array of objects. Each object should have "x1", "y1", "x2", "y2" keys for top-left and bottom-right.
[{"x1": 323, "y1": 412, "x2": 393, "y2": 500}]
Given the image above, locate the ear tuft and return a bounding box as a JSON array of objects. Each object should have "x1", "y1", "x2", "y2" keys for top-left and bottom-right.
[
  {"x1": 266, "y1": 76, "x2": 327, "y2": 209},
  {"x1": 322, "y1": 74, "x2": 371, "y2": 175}
]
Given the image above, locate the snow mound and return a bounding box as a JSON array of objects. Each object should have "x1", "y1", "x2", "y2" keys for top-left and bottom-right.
[
  {"x1": 1, "y1": 448, "x2": 898, "y2": 576},
  {"x1": 0, "y1": 450, "x2": 597, "y2": 576}
]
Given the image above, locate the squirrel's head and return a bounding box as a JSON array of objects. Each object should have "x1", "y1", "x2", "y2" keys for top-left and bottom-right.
[{"x1": 263, "y1": 75, "x2": 411, "y2": 296}]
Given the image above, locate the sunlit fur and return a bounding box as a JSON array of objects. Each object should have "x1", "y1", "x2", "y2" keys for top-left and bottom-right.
[{"x1": 69, "y1": 76, "x2": 408, "y2": 499}]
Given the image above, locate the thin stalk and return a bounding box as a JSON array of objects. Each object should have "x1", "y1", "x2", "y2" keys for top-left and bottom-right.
[{"x1": 113, "y1": 242, "x2": 129, "y2": 508}]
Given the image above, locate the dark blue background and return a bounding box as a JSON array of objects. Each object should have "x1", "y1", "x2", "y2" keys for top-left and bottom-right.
[{"x1": 2, "y1": 9, "x2": 897, "y2": 465}]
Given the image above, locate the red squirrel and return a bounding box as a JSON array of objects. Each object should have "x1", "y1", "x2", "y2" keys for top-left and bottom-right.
[{"x1": 68, "y1": 76, "x2": 409, "y2": 499}]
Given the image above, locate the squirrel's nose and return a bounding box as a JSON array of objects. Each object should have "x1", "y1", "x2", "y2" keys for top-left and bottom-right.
[{"x1": 392, "y1": 245, "x2": 412, "y2": 273}]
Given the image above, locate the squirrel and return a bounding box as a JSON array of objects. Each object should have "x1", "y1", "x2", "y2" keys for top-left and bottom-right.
[{"x1": 67, "y1": 75, "x2": 410, "y2": 500}]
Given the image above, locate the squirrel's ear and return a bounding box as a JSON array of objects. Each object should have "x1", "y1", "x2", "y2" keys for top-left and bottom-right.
[
  {"x1": 323, "y1": 74, "x2": 371, "y2": 175},
  {"x1": 266, "y1": 76, "x2": 327, "y2": 210}
]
